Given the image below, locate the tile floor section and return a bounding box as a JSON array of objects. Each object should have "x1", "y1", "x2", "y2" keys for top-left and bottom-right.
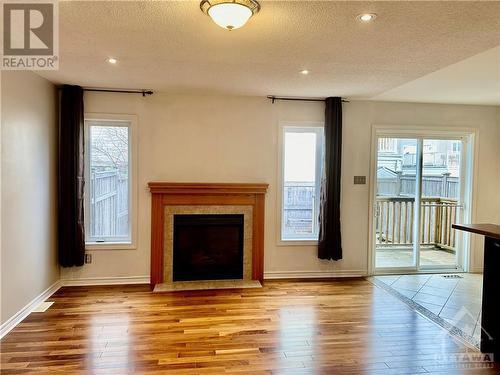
[{"x1": 373, "y1": 273, "x2": 483, "y2": 345}]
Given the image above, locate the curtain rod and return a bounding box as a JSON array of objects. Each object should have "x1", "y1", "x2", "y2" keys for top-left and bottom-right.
[
  {"x1": 83, "y1": 88, "x2": 154, "y2": 97},
  {"x1": 267, "y1": 95, "x2": 349, "y2": 104}
]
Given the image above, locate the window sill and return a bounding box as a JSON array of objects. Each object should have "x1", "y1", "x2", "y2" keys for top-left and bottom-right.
[
  {"x1": 277, "y1": 239, "x2": 318, "y2": 247},
  {"x1": 85, "y1": 242, "x2": 136, "y2": 251}
]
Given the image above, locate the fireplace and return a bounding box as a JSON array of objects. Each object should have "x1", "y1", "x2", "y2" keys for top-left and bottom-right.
[
  {"x1": 148, "y1": 182, "x2": 268, "y2": 289},
  {"x1": 173, "y1": 214, "x2": 244, "y2": 281}
]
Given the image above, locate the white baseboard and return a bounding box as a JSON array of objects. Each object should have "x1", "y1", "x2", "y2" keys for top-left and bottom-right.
[
  {"x1": 0, "y1": 280, "x2": 62, "y2": 339},
  {"x1": 264, "y1": 270, "x2": 368, "y2": 279},
  {"x1": 61, "y1": 275, "x2": 150, "y2": 286}
]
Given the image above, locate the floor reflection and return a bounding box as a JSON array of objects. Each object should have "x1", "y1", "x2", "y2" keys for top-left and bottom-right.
[
  {"x1": 278, "y1": 306, "x2": 316, "y2": 371},
  {"x1": 88, "y1": 313, "x2": 131, "y2": 371}
]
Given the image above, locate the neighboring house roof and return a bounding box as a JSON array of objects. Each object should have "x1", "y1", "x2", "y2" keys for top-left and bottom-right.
[{"x1": 377, "y1": 166, "x2": 398, "y2": 180}]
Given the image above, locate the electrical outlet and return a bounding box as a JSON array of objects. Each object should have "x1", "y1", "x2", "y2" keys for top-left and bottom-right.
[
  {"x1": 354, "y1": 176, "x2": 366, "y2": 185},
  {"x1": 85, "y1": 253, "x2": 92, "y2": 264}
]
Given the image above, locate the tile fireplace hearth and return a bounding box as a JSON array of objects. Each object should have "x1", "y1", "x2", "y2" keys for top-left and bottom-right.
[{"x1": 148, "y1": 183, "x2": 268, "y2": 291}]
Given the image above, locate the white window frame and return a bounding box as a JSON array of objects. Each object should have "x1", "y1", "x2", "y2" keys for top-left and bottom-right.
[
  {"x1": 277, "y1": 122, "x2": 324, "y2": 245},
  {"x1": 84, "y1": 113, "x2": 138, "y2": 250}
]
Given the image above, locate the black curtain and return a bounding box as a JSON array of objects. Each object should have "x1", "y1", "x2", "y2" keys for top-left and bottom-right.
[
  {"x1": 318, "y1": 97, "x2": 343, "y2": 260},
  {"x1": 58, "y1": 85, "x2": 85, "y2": 267}
]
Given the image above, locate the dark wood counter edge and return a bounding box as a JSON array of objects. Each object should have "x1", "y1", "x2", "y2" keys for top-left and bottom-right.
[
  {"x1": 452, "y1": 224, "x2": 500, "y2": 240},
  {"x1": 453, "y1": 222, "x2": 500, "y2": 359}
]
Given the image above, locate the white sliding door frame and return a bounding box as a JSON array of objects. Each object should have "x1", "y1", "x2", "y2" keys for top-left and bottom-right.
[{"x1": 368, "y1": 125, "x2": 477, "y2": 276}]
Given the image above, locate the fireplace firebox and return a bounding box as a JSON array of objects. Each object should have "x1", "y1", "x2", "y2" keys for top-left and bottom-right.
[{"x1": 173, "y1": 214, "x2": 244, "y2": 281}]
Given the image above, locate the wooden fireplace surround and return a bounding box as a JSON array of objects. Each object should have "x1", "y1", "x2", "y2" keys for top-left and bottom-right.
[{"x1": 148, "y1": 182, "x2": 269, "y2": 289}]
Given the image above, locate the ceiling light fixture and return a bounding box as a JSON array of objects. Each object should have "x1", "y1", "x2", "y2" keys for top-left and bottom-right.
[
  {"x1": 107, "y1": 57, "x2": 118, "y2": 64},
  {"x1": 200, "y1": 0, "x2": 260, "y2": 30},
  {"x1": 300, "y1": 69, "x2": 309, "y2": 75},
  {"x1": 357, "y1": 13, "x2": 377, "y2": 22}
]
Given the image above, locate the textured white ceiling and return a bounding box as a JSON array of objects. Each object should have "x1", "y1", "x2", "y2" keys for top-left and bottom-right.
[
  {"x1": 373, "y1": 45, "x2": 500, "y2": 105},
  {"x1": 38, "y1": 1, "x2": 500, "y2": 102}
]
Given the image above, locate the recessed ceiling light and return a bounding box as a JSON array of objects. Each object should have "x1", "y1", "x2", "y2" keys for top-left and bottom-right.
[
  {"x1": 357, "y1": 13, "x2": 377, "y2": 23},
  {"x1": 300, "y1": 69, "x2": 309, "y2": 75},
  {"x1": 107, "y1": 57, "x2": 118, "y2": 64}
]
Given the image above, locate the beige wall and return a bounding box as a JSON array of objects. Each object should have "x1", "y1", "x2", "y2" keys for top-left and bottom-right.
[
  {"x1": 1, "y1": 71, "x2": 59, "y2": 324},
  {"x1": 61, "y1": 92, "x2": 500, "y2": 281}
]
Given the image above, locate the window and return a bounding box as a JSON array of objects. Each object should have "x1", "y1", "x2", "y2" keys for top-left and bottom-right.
[
  {"x1": 85, "y1": 118, "x2": 133, "y2": 245},
  {"x1": 281, "y1": 126, "x2": 324, "y2": 241}
]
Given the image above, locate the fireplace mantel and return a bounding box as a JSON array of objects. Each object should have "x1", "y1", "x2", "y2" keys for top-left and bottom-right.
[
  {"x1": 148, "y1": 182, "x2": 269, "y2": 195},
  {"x1": 148, "y1": 182, "x2": 268, "y2": 290}
]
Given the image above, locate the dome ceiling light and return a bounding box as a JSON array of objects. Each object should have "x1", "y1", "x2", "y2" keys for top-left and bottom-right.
[{"x1": 200, "y1": 0, "x2": 260, "y2": 30}]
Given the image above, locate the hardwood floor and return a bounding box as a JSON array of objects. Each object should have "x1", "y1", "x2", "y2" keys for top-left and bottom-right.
[{"x1": 1, "y1": 279, "x2": 499, "y2": 374}]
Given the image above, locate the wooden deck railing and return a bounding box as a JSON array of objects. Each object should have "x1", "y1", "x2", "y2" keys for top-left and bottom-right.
[{"x1": 375, "y1": 196, "x2": 459, "y2": 250}]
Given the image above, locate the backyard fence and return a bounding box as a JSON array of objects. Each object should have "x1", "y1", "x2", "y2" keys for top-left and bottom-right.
[
  {"x1": 90, "y1": 169, "x2": 129, "y2": 239},
  {"x1": 378, "y1": 173, "x2": 459, "y2": 199},
  {"x1": 283, "y1": 182, "x2": 315, "y2": 235}
]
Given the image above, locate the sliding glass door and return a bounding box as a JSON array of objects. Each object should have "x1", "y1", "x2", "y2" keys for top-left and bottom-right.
[
  {"x1": 419, "y1": 139, "x2": 463, "y2": 269},
  {"x1": 374, "y1": 136, "x2": 467, "y2": 272},
  {"x1": 375, "y1": 138, "x2": 419, "y2": 268}
]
